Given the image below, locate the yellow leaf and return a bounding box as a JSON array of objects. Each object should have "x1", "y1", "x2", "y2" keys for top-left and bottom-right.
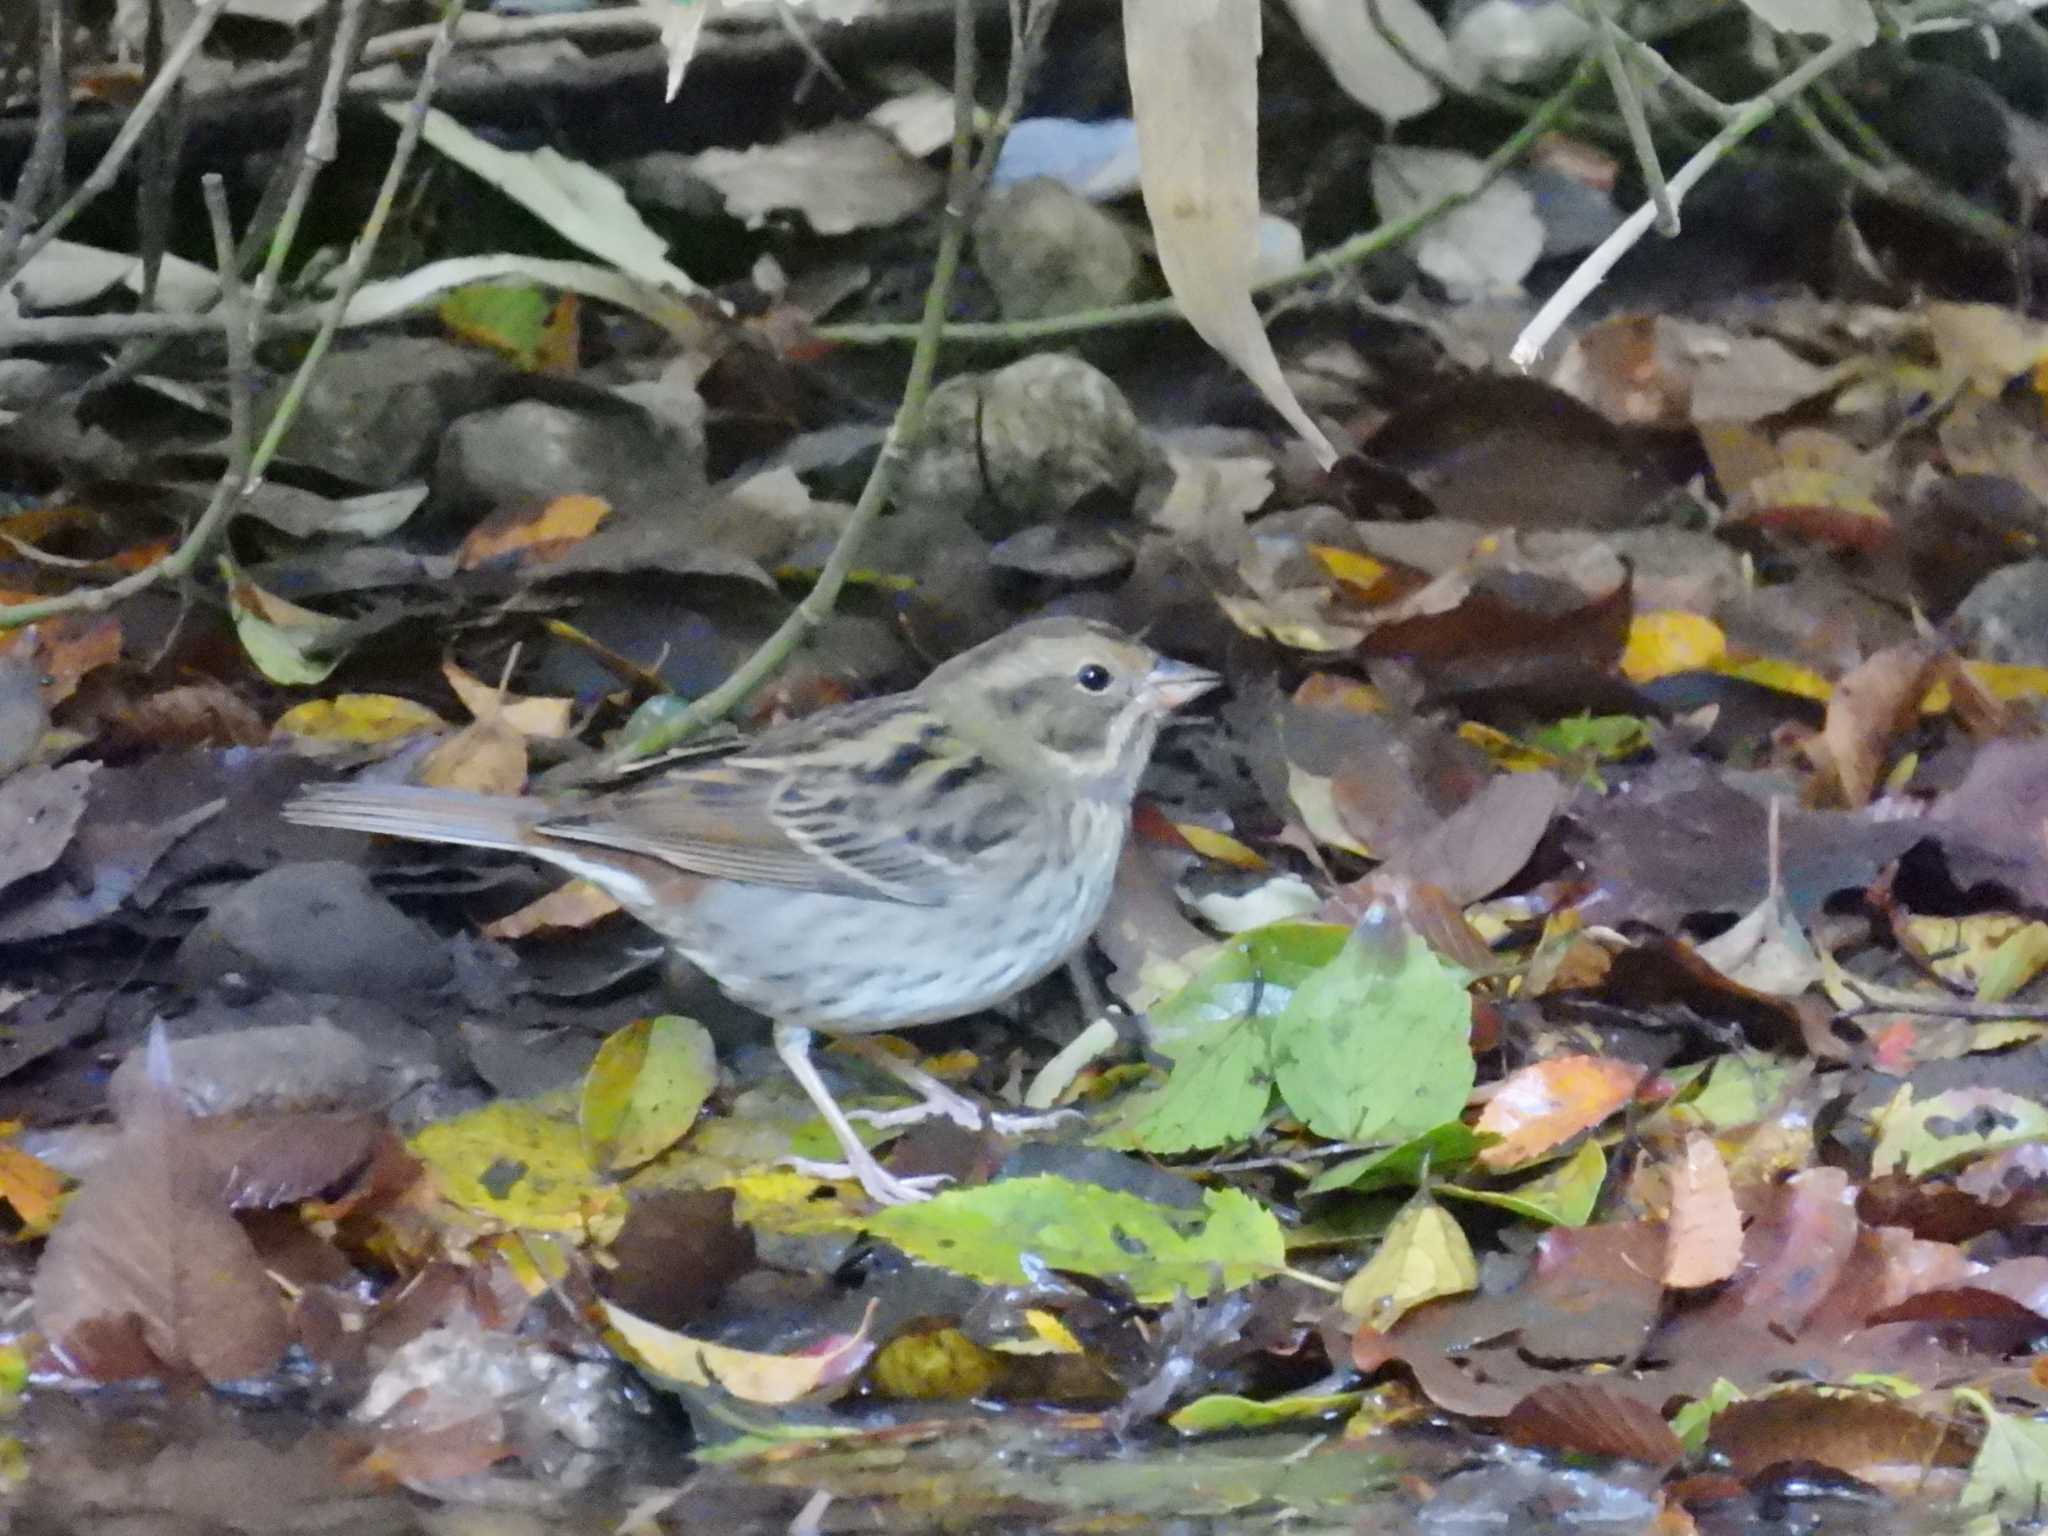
[
  {"x1": 1457, "y1": 720, "x2": 1565, "y2": 773},
  {"x1": 1979, "y1": 922, "x2": 2048, "y2": 1005},
  {"x1": 1173, "y1": 821, "x2": 1268, "y2": 870},
  {"x1": 1961, "y1": 660, "x2": 2048, "y2": 702},
  {"x1": 1309, "y1": 545, "x2": 1391, "y2": 596},
  {"x1": 457, "y1": 493, "x2": 611, "y2": 569},
  {"x1": 0, "y1": 1143, "x2": 65, "y2": 1235},
  {"x1": 1340, "y1": 1190, "x2": 1476, "y2": 1331},
  {"x1": 1711, "y1": 655, "x2": 1833, "y2": 701},
  {"x1": 579, "y1": 1015, "x2": 717, "y2": 1173},
  {"x1": 869, "y1": 1327, "x2": 1002, "y2": 1401},
  {"x1": 273, "y1": 694, "x2": 446, "y2": 745},
  {"x1": 604, "y1": 1298, "x2": 875, "y2": 1404},
  {"x1": 410, "y1": 1098, "x2": 624, "y2": 1239},
  {"x1": 1622, "y1": 611, "x2": 1725, "y2": 683}
]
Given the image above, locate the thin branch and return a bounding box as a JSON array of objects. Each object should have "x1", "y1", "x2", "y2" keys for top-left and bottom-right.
[
  {"x1": 0, "y1": 0, "x2": 70, "y2": 280},
  {"x1": 200, "y1": 175, "x2": 253, "y2": 478},
  {"x1": 251, "y1": 0, "x2": 373, "y2": 319},
  {"x1": 588, "y1": 0, "x2": 1054, "y2": 767},
  {"x1": 0, "y1": 0, "x2": 467, "y2": 632},
  {"x1": 1592, "y1": 3, "x2": 1678, "y2": 234},
  {"x1": 815, "y1": 56, "x2": 1597, "y2": 348},
  {"x1": 1510, "y1": 33, "x2": 1864, "y2": 369},
  {"x1": 0, "y1": 0, "x2": 232, "y2": 289}
]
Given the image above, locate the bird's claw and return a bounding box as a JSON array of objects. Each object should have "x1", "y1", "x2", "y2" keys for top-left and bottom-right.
[
  {"x1": 781, "y1": 1156, "x2": 952, "y2": 1206},
  {"x1": 847, "y1": 1096, "x2": 1081, "y2": 1137}
]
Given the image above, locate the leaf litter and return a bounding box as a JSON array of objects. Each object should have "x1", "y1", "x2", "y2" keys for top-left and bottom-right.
[{"x1": 15, "y1": 2, "x2": 2048, "y2": 1532}]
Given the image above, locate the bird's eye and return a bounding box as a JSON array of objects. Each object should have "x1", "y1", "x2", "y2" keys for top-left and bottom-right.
[{"x1": 1076, "y1": 663, "x2": 1113, "y2": 693}]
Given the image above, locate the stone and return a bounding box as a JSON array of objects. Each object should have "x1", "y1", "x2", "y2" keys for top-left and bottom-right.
[{"x1": 974, "y1": 176, "x2": 1141, "y2": 321}]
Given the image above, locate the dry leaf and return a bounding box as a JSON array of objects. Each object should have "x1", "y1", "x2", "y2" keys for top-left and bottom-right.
[{"x1": 1663, "y1": 1133, "x2": 1743, "y2": 1288}]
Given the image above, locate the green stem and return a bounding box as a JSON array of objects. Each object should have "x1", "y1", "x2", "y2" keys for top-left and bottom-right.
[{"x1": 817, "y1": 57, "x2": 1599, "y2": 350}]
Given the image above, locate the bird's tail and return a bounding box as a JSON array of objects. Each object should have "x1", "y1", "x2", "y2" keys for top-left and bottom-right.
[{"x1": 282, "y1": 782, "x2": 545, "y2": 854}]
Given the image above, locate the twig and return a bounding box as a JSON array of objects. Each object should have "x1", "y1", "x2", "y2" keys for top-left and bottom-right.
[
  {"x1": 590, "y1": 0, "x2": 1054, "y2": 766},
  {"x1": 0, "y1": 0, "x2": 69, "y2": 281},
  {"x1": 200, "y1": 176, "x2": 254, "y2": 478},
  {"x1": 0, "y1": 0, "x2": 232, "y2": 289},
  {"x1": 0, "y1": 0, "x2": 467, "y2": 632},
  {"x1": 1510, "y1": 33, "x2": 1865, "y2": 369},
  {"x1": 815, "y1": 56, "x2": 1596, "y2": 348},
  {"x1": 1591, "y1": 3, "x2": 1678, "y2": 234},
  {"x1": 250, "y1": 0, "x2": 372, "y2": 322}
]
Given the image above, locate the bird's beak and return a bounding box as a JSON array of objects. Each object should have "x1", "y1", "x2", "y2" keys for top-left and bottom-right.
[{"x1": 1144, "y1": 656, "x2": 1222, "y2": 710}]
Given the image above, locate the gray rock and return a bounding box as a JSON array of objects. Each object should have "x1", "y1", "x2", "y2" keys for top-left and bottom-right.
[
  {"x1": 269, "y1": 338, "x2": 502, "y2": 488},
  {"x1": 1953, "y1": 559, "x2": 2048, "y2": 666},
  {"x1": 903, "y1": 353, "x2": 1165, "y2": 540},
  {"x1": 176, "y1": 860, "x2": 449, "y2": 1000},
  {"x1": 436, "y1": 397, "x2": 705, "y2": 519},
  {"x1": 974, "y1": 176, "x2": 1141, "y2": 321}
]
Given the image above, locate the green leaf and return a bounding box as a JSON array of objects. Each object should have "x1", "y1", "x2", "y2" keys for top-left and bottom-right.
[
  {"x1": 579, "y1": 1015, "x2": 717, "y2": 1172},
  {"x1": 438, "y1": 281, "x2": 553, "y2": 368},
  {"x1": 1114, "y1": 922, "x2": 1346, "y2": 1155},
  {"x1": 1960, "y1": 1388, "x2": 2048, "y2": 1515},
  {"x1": 1870, "y1": 1086, "x2": 2048, "y2": 1175},
  {"x1": 1268, "y1": 915, "x2": 1475, "y2": 1143},
  {"x1": 1679, "y1": 1049, "x2": 1800, "y2": 1131},
  {"x1": 1526, "y1": 713, "x2": 1651, "y2": 761},
  {"x1": 1169, "y1": 1390, "x2": 1363, "y2": 1435},
  {"x1": 1442, "y1": 1138, "x2": 1606, "y2": 1227},
  {"x1": 1303, "y1": 1122, "x2": 1488, "y2": 1196},
  {"x1": 1669, "y1": 1379, "x2": 1746, "y2": 1454},
  {"x1": 867, "y1": 1176, "x2": 1285, "y2": 1303},
  {"x1": 221, "y1": 559, "x2": 350, "y2": 685}
]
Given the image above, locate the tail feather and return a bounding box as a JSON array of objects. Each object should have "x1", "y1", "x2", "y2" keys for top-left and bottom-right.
[{"x1": 282, "y1": 782, "x2": 544, "y2": 854}]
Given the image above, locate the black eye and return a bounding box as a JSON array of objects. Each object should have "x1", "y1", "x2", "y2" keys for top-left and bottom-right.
[{"x1": 1076, "y1": 663, "x2": 1113, "y2": 693}]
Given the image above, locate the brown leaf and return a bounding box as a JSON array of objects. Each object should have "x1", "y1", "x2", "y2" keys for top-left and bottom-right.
[
  {"x1": 1502, "y1": 1381, "x2": 1683, "y2": 1467},
  {"x1": 416, "y1": 716, "x2": 526, "y2": 795},
  {"x1": 1663, "y1": 1133, "x2": 1743, "y2": 1288},
  {"x1": 1706, "y1": 1389, "x2": 1972, "y2": 1496},
  {"x1": 107, "y1": 681, "x2": 269, "y2": 749},
  {"x1": 34, "y1": 1034, "x2": 289, "y2": 1385},
  {"x1": 1819, "y1": 641, "x2": 1941, "y2": 808}
]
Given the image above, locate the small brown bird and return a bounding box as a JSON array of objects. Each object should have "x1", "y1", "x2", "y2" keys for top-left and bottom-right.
[{"x1": 284, "y1": 618, "x2": 1219, "y2": 1204}]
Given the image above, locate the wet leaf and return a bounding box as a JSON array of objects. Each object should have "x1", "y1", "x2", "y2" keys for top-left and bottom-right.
[
  {"x1": 870, "y1": 1327, "x2": 1002, "y2": 1401},
  {"x1": 606, "y1": 1299, "x2": 874, "y2": 1405},
  {"x1": 1663, "y1": 1132, "x2": 1742, "y2": 1287},
  {"x1": 1622, "y1": 611, "x2": 1726, "y2": 683},
  {"x1": 579, "y1": 1015, "x2": 717, "y2": 1173},
  {"x1": 1445, "y1": 1138, "x2": 1606, "y2": 1227},
  {"x1": 482, "y1": 878, "x2": 622, "y2": 940},
  {"x1": 868, "y1": 1177, "x2": 1285, "y2": 1303},
  {"x1": 1475, "y1": 1055, "x2": 1645, "y2": 1169},
  {"x1": 1960, "y1": 1387, "x2": 2048, "y2": 1516},
  {"x1": 1269, "y1": 911, "x2": 1477, "y2": 1144},
  {"x1": 1305, "y1": 1122, "x2": 1489, "y2": 1196},
  {"x1": 442, "y1": 660, "x2": 574, "y2": 739},
  {"x1": 0, "y1": 1141, "x2": 64, "y2": 1234},
  {"x1": 409, "y1": 1097, "x2": 625, "y2": 1238},
  {"x1": 1340, "y1": 1189, "x2": 1477, "y2": 1330},
  {"x1": 1871, "y1": 1086, "x2": 2048, "y2": 1175},
  {"x1": 1170, "y1": 1389, "x2": 1364, "y2": 1435},
  {"x1": 1502, "y1": 1382, "x2": 1682, "y2": 1467}
]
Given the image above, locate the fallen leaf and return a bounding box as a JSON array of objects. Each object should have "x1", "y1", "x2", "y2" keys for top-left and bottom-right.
[
  {"x1": 456, "y1": 494, "x2": 611, "y2": 570},
  {"x1": 1663, "y1": 1132, "x2": 1742, "y2": 1288},
  {"x1": 1476, "y1": 1055, "x2": 1646, "y2": 1169}
]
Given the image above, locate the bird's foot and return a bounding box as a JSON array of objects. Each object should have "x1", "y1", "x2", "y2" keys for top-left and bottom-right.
[
  {"x1": 847, "y1": 1086, "x2": 1079, "y2": 1137},
  {"x1": 782, "y1": 1155, "x2": 951, "y2": 1206}
]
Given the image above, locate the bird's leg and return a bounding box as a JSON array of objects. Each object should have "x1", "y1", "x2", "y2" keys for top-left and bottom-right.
[
  {"x1": 840, "y1": 1038, "x2": 1079, "y2": 1136},
  {"x1": 773, "y1": 1023, "x2": 950, "y2": 1206}
]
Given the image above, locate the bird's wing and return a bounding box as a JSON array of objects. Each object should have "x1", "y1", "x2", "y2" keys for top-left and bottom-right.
[{"x1": 531, "y1": 700, "x2": 1028, "y2": 906}]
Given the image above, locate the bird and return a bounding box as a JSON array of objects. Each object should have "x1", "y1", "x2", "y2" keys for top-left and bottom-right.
[{"x1": 282, "y1": 617, "x2": 1220, "y2": 1204}]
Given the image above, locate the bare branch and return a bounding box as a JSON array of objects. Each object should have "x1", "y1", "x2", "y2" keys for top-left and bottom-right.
[{"x1": 0, "y1": 0, "x2": 69, "y2": 280}]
